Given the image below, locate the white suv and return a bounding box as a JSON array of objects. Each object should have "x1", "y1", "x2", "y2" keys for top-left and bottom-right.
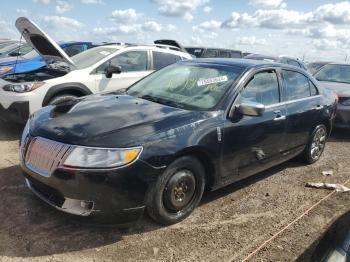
[{"x1": 0, "y1": 17, "x2": 192, "y2": 123}]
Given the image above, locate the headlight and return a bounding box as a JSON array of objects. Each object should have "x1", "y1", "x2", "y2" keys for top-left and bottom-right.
[
  {"x1": 341, "y1": 98, "x2": 350, "y2": 106},
  {"x1": 0, "y1": 66, "x2": 13, "y2": 75},
  {"x1": 3, "y1": 82, "x2": 45, "y2": 93},
  {"x1": 63, "y1": 147, "x2": 142, "y2": 168}
]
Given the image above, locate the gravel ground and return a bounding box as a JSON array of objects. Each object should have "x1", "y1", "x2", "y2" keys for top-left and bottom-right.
[{"x1": 0, "y1": 121, "x2": 349, "y2": 262}]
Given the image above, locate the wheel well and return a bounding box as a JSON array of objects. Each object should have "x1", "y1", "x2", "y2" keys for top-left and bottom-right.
[
  {"x1": 175, "y1": 149, "x2": 216, "y2": 190},
  {"x1": 321, "y1": 119, "x2": 331, "y2": 137},
  {"x1": 43, "y1": 88, "x2": 87, "y2": 106}
]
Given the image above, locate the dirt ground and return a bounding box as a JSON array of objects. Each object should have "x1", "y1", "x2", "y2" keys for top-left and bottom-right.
[{"x1": 0, "y1": 121, "x2": 349, "y2": 262}]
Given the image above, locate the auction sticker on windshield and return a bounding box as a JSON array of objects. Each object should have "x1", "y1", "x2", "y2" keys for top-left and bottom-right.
[{"x1": 197, "y1": 76, "x2": 228, "y2": 86}]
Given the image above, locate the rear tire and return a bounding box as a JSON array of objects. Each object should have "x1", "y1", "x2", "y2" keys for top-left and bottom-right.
[
  {"x1": 48, "y1": 94, "x2": 78, "y2": 105},
  {"x1": 301, "y1": 124, "x2": 327, "y2": 164},
  {"x1": 146, "y1": 156, "x2": 205, "y2": 225}
]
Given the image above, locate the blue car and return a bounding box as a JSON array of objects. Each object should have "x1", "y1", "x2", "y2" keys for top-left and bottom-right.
[{"x1": 0, "y1": 41, "x2": 95, "y2": 76}]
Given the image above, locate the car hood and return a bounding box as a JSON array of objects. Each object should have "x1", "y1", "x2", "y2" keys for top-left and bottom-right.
[
  {"x1": 318, "y1": 81, "x2": 350, "y2": 97},
  {"x1": 30, "y1": 94, "x2": 202, "y2": 148},
  {"x1": 15, "y1": 17, "x2": 75, "y2": 67}
]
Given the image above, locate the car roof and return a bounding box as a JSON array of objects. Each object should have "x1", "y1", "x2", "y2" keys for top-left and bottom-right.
[{"x1": 181, "y1": 58, "x2": 282, "y2": 68}]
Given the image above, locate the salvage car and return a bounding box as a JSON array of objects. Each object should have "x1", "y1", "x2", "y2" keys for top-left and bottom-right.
[
  {"x1": 20, "y1": 58, "x2": 337, "y2": 225},
  {"x1": 0, "y1": 17, "x2": 192, "y2": 123},
  {"x1": 314, "y1": 63, "x2": 350, "y2": 128}
]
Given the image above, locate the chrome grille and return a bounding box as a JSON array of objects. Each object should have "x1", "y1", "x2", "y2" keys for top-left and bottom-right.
[{"x1": 25, "y1": 137, "x2": 73, "y2": 177}]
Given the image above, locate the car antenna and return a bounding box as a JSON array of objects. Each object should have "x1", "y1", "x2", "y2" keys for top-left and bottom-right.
[{"x1": 13, "y1": 33, "x2": 24, "y2": 76}]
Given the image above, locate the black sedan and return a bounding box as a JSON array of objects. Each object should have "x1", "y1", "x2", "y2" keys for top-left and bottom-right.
[
  {"x1": 19, "y1": 59, "x2": 337, "y2": 225},
  {"x1": 315, "y1": 63, "x2": 350, "y2": 129}
]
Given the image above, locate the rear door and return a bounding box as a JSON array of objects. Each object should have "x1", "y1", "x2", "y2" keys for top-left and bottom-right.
[
  {"x1": 221, "y1": 69, "x2": 288, "y2": 180},
  {"x1": 280, "y1": 69, "x2": 323, "y2": 151},
  {"x1": 94, "y1": 49, "x2": 151, "y2": 92},
  {"x1": 151, "y1": 51, "x2": 182, "y2": 71}
]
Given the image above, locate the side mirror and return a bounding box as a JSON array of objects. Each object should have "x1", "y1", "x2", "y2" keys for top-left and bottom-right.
[
  {"x1": 105, "y1": 65, "x2": 122, "y2": 78},
  {"x1": 237, "y1": 102, "x2": 265, "y2": 117}
]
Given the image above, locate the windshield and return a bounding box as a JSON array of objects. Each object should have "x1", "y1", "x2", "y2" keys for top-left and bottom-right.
[
  {"x1": 315, "y1": 64, "x2": 350, "y2": 84},
  {"x1": 127, "y1": 63, "x2": 243, "y2": 110},
  {"x1": 22, "y1": 49, "x2": 39, "y2": 59},
  {"x1": 71, "y1": 47, "x2": 118, "y2": 69},
  {"x1": 308, "y1": 63, "x2": 327, "y2": 74},
  {"x1": 0, "y1": 41, "x2": 17, "y2": 49},
  {"x1": 0, "y1": 43, "x2": 19, "y2": 54}
]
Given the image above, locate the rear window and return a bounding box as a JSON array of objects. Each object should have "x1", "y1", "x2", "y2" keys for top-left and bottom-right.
[
  {"x1": 282, "y1": 70, "x2": 311, "y2": 101},
  {"x1": 153, "y1": 51, "x2": 181, "y2": 70}
]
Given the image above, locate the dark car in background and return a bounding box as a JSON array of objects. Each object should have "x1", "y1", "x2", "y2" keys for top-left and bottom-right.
[
  {"x1": 307, "y1": 61, "x2": 332, "y2": 75},
  {"x1": 185, "y1": 47, "x2": 243, "y2": 58},
  {"x1": 20, "y1": 59, "x2": 337, "y2": 225},
  {"x1": 315, "y1": 63, "x2": 350, "y2": 128},
  {"x1": 245, "y1": 54, "x2": 309, "y2": 72}
]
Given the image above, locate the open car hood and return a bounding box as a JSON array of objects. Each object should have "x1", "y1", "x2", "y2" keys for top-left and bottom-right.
[{"x1": 15, "y1": 17, "x2": 76, "y2": 67}]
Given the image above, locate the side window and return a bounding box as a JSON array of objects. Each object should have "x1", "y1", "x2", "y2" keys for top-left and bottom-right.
[
  {"x1": 282, "y1": 70, "x2": 310, "y2": 101},
  {"x1": 309, "y1": 81, "x2": 318, "y2": 96},
  {"x1": 63, "y1": 44, "x2": 85, "y2": 57},
  {"x1": 153, "y1": 51, "x2": 181, "y2": 70},
  {"x1": 96, "y1": 51, "x2": 148, "y2": 74},
  {"x1": 202, "y1": 49, "x2": 219, "y2": 58},
  {"x1": 218, "y1": 50, "x2": 231, "y2": 58},
  {"x1": 230, "y1": 51, "x2": 242, "y2": 58},
  {"x1": 240, "y1": 71, "x2": 280, "y2": 106}
]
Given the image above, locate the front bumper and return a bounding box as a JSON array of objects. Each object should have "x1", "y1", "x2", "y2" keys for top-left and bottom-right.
[
  {"x1": 334, "y1": 104, "x2": 350, "y2": 129},
  {"x1": 21, "y1": 160, "x2": 164, "y2": 224},
  {"x1": 0, "y1": 101, "x2": 29, "y2": 123}
]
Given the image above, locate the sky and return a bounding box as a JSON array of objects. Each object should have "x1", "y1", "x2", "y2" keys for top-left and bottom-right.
[{"x1": 1, "y1": 0, "x2": 350, "y2": 62}]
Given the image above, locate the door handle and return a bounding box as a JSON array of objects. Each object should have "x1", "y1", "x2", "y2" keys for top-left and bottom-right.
[
  {"x1": 273, "y1": 110, "x2": 286, "y2": 121},
  {"x1": 314, "y1": 105, "x2": 323, "y2": 110}
]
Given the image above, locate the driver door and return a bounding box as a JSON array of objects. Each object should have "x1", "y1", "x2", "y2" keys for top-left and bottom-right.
[
  {"x1": 221, "y1": 69, "x2": 288, "y2": 181},
  {"x1": 93, "y1": 50, "x2": 151, "y2": 92}
]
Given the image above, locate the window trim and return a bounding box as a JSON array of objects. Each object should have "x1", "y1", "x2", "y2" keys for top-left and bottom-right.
[
  {"x1": 240, "y1": 68, "x2": 282, "y2": 106},
  {"x1": 280, "y1": 68, "x2": 319, "y2": 102}
]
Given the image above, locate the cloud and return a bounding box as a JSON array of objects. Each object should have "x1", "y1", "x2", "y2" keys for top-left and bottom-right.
[
  {"x1": 56, "y1": 0, "x2": 73, "y2": 14},
  {"x1": 142, "y1": 21, "x2": 163, "y2": 32},
  {"x1": 249, "y1": 0, "x2": 286, "y2": 9},
  {"x1": 43, "y1": 16, "x2": 84, "y2": 30},
  {"x1": 312, "y1": 39, "x2": 340, "y2": 50},
  {"x1": 222, "y1": 12, "x2": 257, "y2": 28},
  {"x1": 111, "y1": 9, "x2": 142, "y2": 23},
  {"x1": 33, "y1": 0, "x2": 50, "y2": 4},
  {"x1": 153, "y1": 0, "x2": 209, "y2": 21},
  {"x1": 236, "y1": 36, "x2": 268, "y2": 46},
  {"x1": 193, "y1": 19, "x2": 221, "y2": 32},
  {"x1": 81, "y1": 0, "x2": 104, "y2": 4},
  {"x1": 312, "y1": 1, "x2": 350, "y2": 24},
  {"x1": 0, "y1": 20, "x2": 18, "y2": 39},
  {"x1": 16, "y1": 9, "x2": 30, "y2": 16},
  {"x1": 203, "y1": 6, "x2": 212, "y2": 13}
]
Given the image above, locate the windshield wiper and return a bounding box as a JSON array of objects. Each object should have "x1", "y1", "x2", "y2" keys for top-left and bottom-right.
[{"x1": 141, "y1": 95, "x2": 185, "y2": 109}]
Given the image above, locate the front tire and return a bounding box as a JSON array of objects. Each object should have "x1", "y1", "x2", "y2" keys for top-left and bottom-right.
[
  {"x1": 146, "y1": 156, "x2": 205, "y2": 225},
  {"x1": 301, "y1": 124, "x2": 327, "y2": 164}
]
